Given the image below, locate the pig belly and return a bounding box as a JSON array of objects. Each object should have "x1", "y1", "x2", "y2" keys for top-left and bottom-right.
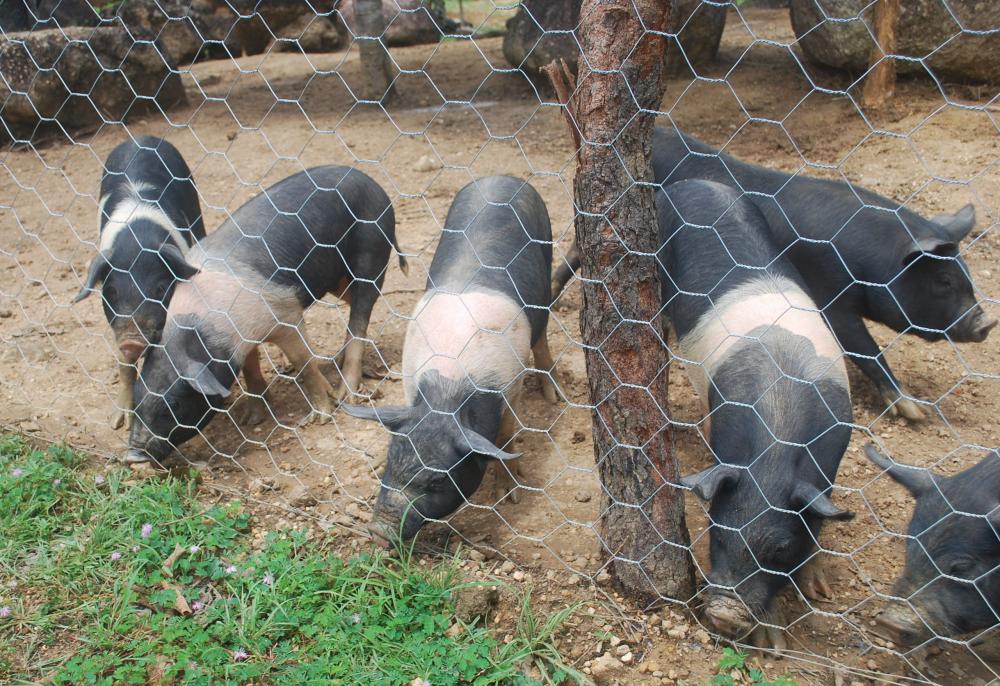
[
  {"x1": 402, "y1": 289, "x2": 531, "y2": 404},
  {"x1": 679, "y1": 276, "x2": 845, "y2": 403},
  {"x1": 168, "y1": 267, "x2": 304, "y2": 360}
]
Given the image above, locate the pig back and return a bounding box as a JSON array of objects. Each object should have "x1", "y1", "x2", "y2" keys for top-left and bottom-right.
[
  {"x1": 429, "y1": 176, "x2": 552, "y2": 344},
  {"x1": 190, "y1": 166, "x2": 395, "y2": 308},
  {"x1": 101, "y1": 136, "x2": 204, "y2": 242}
]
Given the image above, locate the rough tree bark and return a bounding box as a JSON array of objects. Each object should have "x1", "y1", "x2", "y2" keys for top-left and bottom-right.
[
  {"x1": 547, "y1": 0, "x2": 695, "y2": 604},
  {"x1": 860, "y1": 0, "x2": 901, "y2": 110},
  {"x1": 355, "y1": 0, "x2": 397, "y2": 102}
]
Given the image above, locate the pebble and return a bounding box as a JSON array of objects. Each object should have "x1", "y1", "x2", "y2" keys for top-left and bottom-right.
[
  {"x1": 614, "y1": 644, "x2": 629, "y2": 656},
  {"x1": 571, "y1": 430, "x2": 586, "y2": 444},
  {"x1": 574, "y1": 491, "x2": 592, "y2": 503},
  {"x1": 667, "y1": 626, "x2": 687, "y2": 639},
  {"x1": 511, "y1": 570, "x2": 525, "y2": 582},
  {"x1": 414, "y1": 155, "x2": 440, "y2": 172},
  {"x1": 499, "y1": 560, "x2": 516, "y2": 575},
  {"x1": 619, "y1": 652, "x2": 633, "y2": 664}
]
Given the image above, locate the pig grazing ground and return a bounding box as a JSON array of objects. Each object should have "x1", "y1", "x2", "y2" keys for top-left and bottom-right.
[{"x1": 0, "y1": 8, "x2": 998, "y2": 685}]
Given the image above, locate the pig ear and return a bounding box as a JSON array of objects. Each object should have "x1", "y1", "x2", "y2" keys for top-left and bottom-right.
[
  {"x1": 864, "y1": 443, "x2": 935, "y2": 496},
  {"x1": 904, "y1": 236, "x2": 959, "y2": 264},
  {"x1": 186, "y1": 365, "x2": 231, "y2": 398},
  {"x1": 459, "y1": 428, "x2": 520, "y2": 461},
  {"x1": 680, "y1": 464, "x2": 741, "y2": 501},
  {"x1": 793, "y1": 483, "x2": 854, "y2": 521},
  {"x1": 73, "y1": 252, "x2": 112, "y2": 303},
  {"x1": 159, "y1": 243, "x2": 199, "y2": 281},
  {"x1": 931, "y1": 204, "x2": 976, "y2": 242},
  {"x1": 338, "y1": 402, "x2": 413, "y2": 432}
]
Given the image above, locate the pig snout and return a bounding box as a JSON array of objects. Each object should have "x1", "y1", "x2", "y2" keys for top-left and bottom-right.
[
  {"x1": 119, "y1": 339, "x2": 146, "y2": 364},
  {"x1": 372, "y1": 488, "x2": 426, "y2": 543},
  {"x1": 703, "y1": 593, "x2": 754, "y2": 639},
  {"x1": 876, "y1": 602, "x2": 931, "y2": 647},
  {"x1": 952, "y1": 307, "x2": 997, "y2": 343}
]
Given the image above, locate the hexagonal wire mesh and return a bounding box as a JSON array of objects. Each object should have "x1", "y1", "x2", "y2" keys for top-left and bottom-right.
[{"x1": 1, "y1": 0, "x2": 998, "y2": 683}]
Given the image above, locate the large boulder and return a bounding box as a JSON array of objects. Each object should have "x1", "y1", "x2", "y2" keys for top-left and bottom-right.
[
  {"x1": 790, "y1": 0, "x2": 1000, "y2": 83},
  {"x1": 0, "y1": 26, "x2": 186, "y2": 144},
  {"x1": 106, "y1": 0, "x2": 338, "y2": 64},
  {"x1": 502, "y1": 0, "x2": 727, "y2": 79},
  {"x1": 0, "y1": 0, "x2": 99, "y2": 32},
  {"x1": 337, "y1": 0, "x2": 452, "y2": 47}
]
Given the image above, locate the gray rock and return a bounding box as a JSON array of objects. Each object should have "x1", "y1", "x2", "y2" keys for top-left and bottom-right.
[
  {"x1": 502, "y1": 0, "x2": 726, "y2": 80},
  {"x1": 790, "y1": 0, "x2": 1000, "y2": 83},
  {"x1": 0, "y1": 0, "x2": 99, "y2": 32},
  {"x1": 337, "y1": 0, "x2": 452, "y2": 47},
  {"x1": 105, "y1": 1, "x2": 338, "y2": 65},
  {"x1": 0, "y1": 26, "x2": 185, "y2": 144},
  {"x1": 272, "y1": 13, "x2": 345, "y2": 53}
]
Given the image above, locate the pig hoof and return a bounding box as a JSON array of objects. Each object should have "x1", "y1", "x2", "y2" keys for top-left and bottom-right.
[
  {"x1": 541, "y1": 376, "x2": 559, "y2": 404},
  {"x1": 894, "y1": 397, "x2": 926, "y2": 422},
  {"x1": 111, "y1": 411, "x2": 128, "y2": 431},
  {"x1": 232, "y1": 396, "x2": 270, "y2": 426},
  {"x1": 750, "y1": 624, "x2": 788, "y2": 653},
  {"x1": 798, "y1": 564, "x2": 833, "y2": 601}
]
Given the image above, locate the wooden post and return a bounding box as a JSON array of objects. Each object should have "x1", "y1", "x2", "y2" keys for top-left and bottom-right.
[
  {"x1": 545, "y1": 0, "x2": 695, "y2": 605},
  {"x1": 861, "y1": 0, "x2": 902, "y2": 110}
]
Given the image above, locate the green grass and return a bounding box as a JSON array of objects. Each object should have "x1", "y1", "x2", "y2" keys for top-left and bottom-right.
[
  {"x1": 697, "y1": 648, "x2": 797, "y2": 686},
  {"x1": 0, "y1": 436, "x2": 581, "y2": 685}
]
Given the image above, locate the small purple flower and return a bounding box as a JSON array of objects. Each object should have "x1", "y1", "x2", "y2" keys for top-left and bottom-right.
[
  {"x1": 233, "y1": 648, "x2": 248, "y2": 662},
  {"x1": 192, "y1": 601, "x2": 204, "y2": 612},
  {"x1": 420, "y1": 680, "x2": 431, "y2": 686},
  {"x1": 189, "y1": 545, "x2": 200, "y2": 554},
  {"x1": 95, "y1": 474, "x2": 106, "y2": 485},
  {"x1": 110, "y1": 551, "x2": 122, "y2": 562},
  {"x1": 11, "y1": 468, "x2": 22, "y2": 478},
  {"x1": 351, "y1": 612, "x2": 361, "y2": 624},
  {"x1": 262, "y1": 573, "x2": 274, "y2": 586},
  {"x1": 141, "y1": 523, "x2": 153, "y2": 539},
  {"x1": 0, "y1": 606, "x2": 10, "y2": 618},
  {"x1": 225, "y1": 565, "x2": 238, "y2": 575},
  {"x1": 52, "y1": 478, "x2": 62, "y2": 487}
]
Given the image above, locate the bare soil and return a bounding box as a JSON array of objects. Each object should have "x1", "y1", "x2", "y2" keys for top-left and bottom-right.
[{"x1": 1, "y1": 8, "x2": 998, "y2": 685}]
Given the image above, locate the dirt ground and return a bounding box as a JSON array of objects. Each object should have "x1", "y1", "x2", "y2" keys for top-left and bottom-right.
[{"x1": 1, "y1": 8, "x2": 999, "y2": 685}]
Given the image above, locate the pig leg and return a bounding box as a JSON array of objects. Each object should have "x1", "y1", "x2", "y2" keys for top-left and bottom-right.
[
  {"x1": 335, "y1": 281, "x2": 379, "y2": 401},
  {"x1": 271, "y1": 326, "x2": 337, "y2": 425},
  {"x1": 112, "y1": 361, "x2": 136, "y2": 430},
  {"x1": 797, "y1": 558, "x2": 833, "y2": 602},
  {"x1": 532, "y1": 335, "x2": 559, "y2": 404},
  {"x1": 828, "y1": 311, "x2": 925, "y2": 421},
  {"x1": 231, "y1": 346, "x2": 270, "y2": 426},
  {"x1": 492, "y1": 406, "x2": 523, "y2": 504}
]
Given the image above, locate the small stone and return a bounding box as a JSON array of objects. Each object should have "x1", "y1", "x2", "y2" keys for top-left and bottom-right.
[
  {"x1": 595, "y1": 569, "x2": 612, "y2": 584},
  {"x1": 444, "y1": 622, "x2": 464, "y2": 638},
  {"x1": 694, "y1": 629, "x2": 710, "y2": 644},
  {"x1": 620, "y1": 652, "x2": 633, "y2": 665},
  {"x1": 572, "y1": 430, "x2": 586, "y2": 444},
  {"x1": 414, "y1": 154, "x2": 440, "y2": 172},
  {"x1": 288, "y1": 486, "x2": 317, "y2": 508},
  {"x1": 453, "y1": 584, "x2": 498, "y2": 623},
  {"x1": 468, "y1": 550, "x2": 486, "y2": 563},
  {"x1": 614, "y1": 644, "x2": 629, "y2": 656},
  {"x1": 574, "y1": 490, "x2": 592, "y2": 503},
  {"x1": 667, "y1": 626, "x2": 687, "y2": 639},
  {"x1": 499, "y1": 560, "x2": 516, "y2": 575},
  {"x1": 0, "y1": 310, "x2": 12, "y2": 318},
  {"x1": 867, "y1": 659, "x2": 878, "y2": 671},
  {"x1": 512, "y1": 570, "x2": 525, "y2": 582}
]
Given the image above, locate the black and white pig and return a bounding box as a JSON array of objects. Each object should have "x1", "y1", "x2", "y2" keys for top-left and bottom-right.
[
  {"x1": 125, "y1": 165, "x2": 406, "y2": 463},
  {"x1": 341, "y1": 176, "x2": 558, "y2": 542},
  {"x1": 553, "y1": 128, "x2": 996, "y2": 421},
  {"x1": 661, "y1": 180, "x2": 855, "y2": 648},
  {"x1": 652, "y1": 127, "x2": 995, "y2": 422},
  {"x1": 865, "y1": 443, "x2": 999, "y2": 647},
  {"x1": 74, "y1": 136, "x2": 205, "y2": 430}
]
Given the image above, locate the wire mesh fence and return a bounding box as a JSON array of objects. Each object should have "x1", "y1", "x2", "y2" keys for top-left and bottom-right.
[{"x1": 1, "y1": 0, "x2": 998, "y2": 684}]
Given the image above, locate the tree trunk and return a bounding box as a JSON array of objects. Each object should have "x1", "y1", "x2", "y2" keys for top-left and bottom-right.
[
  {"x1": 563, "y1": 0, "x2": 695, "y2": 604},
  {"x1": 354, "y1": 0, "x2": 396, "y2": 102},
  {"x1": 860, "y1": 0, "x2": 901, "y2": 110}
]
